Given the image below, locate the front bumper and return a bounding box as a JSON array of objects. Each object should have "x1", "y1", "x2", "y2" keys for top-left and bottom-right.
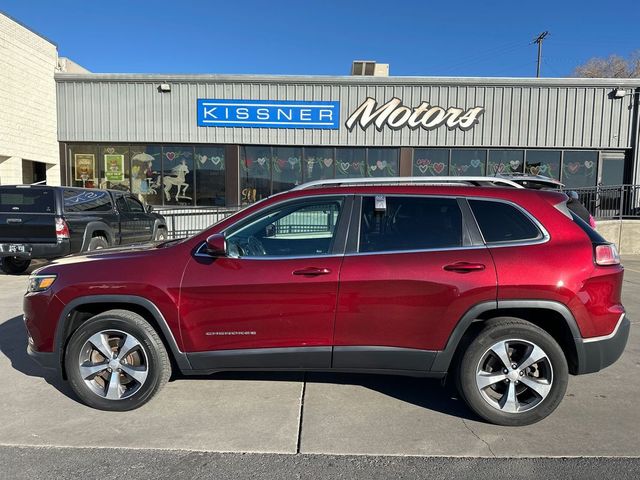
[
  {"x1": 27, "y1": 344, "x2": 58, "y2": 371},
  {"x1": 575, "y1": 314, "x2": 630, "y2": 375}
]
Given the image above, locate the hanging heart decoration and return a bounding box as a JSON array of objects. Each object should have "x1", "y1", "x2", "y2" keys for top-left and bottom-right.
[
  {"x1": 166, "y1": 152, "x2": 175, "y2": 161},
  {"x1": 323, "y1": 158, "x2": 333, "y2": 168},
  {"x1": 418, "y1": 164, "x2": 429, "y2": 174},
  {"x1": 470, "y1": 159, "x2": 481, "y2": 168},
  {"x1": 433, "y1": 162, "x2": 445, "y2": 174},
  {"x1": 105, "y1": 147, "x2": 115, "y2": 154}
]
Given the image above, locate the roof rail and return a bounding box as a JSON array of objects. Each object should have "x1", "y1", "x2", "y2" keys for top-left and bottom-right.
[{"x1": 292, "y1": 176, "x2": 524, "y2": 190}]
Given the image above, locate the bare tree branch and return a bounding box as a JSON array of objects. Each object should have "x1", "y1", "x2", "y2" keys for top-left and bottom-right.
[{"x1": 573, "y1": 51, "x2": 640, "y2": 78}]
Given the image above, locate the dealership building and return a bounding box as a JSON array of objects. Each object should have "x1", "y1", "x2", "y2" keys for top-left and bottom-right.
[{"x1": 55, "y1": 72, "x2": 640, "y2": 207}]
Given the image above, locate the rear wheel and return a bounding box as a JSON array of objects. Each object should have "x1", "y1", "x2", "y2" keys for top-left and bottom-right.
[
  {"x1": 456, "y1": 318, "x2": 568, "y2": 426},
  {"x1": 88, "y1": 236, "x2": 109, "y2": 251},
  {"x1": 1, "y1": 257, "x2": 31, "y2": 275},
  {"x1": 64, "y1": 309, "x2": 171, "y2": 411}
]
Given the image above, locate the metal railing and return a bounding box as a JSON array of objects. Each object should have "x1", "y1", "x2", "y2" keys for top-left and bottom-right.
[
  {"x1": 155, "y1": 206, "x2": 239, "y2": 238},
  {"x1": 564, "y1": 185, "x2": 640, "y2": 220}
]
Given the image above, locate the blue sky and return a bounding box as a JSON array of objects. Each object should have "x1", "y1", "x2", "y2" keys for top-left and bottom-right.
[{"x1": 2, "y1": 0, "x2": 638, "y2": 77}]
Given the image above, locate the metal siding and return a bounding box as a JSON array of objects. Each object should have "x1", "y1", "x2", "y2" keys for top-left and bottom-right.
[{"x1": 56, "y1": 78, "x2": 635, "y2": 149}]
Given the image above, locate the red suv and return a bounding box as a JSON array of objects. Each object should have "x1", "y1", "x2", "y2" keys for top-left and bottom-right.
[{"x1": 23, "y1": 178, "x2": 629, "y2": 426}]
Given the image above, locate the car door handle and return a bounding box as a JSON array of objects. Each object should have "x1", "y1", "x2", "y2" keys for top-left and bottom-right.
[
  {"x1": 443, "y1": 262, "x2": 486, "y2": 273},
  {"x1": 293, "y1": 267, "x2": 332, "y2": 276}
]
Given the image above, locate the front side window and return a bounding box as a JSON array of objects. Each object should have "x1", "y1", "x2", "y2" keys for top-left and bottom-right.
[
  {"x1": 126, "y1": 196, "x2": 145, "y2": 213},
  {"x1": 469, "y1": 199, "x2": 542, "y2": 244},
  {"x1": 226, "y1": 199, "x2": 343, "y2": 257},
  {"x1": 359, "y1": 196, "x2": 463, "y2": 253}
]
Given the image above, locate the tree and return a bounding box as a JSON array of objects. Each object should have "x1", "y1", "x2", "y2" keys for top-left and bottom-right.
[{"x1": 572, "y1": 51, "x2": 640, "y2": 78}]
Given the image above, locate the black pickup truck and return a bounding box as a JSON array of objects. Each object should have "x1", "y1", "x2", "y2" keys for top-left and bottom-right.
[{"x1": 0, "y1": 185, "x2": 168, "y2": 274}]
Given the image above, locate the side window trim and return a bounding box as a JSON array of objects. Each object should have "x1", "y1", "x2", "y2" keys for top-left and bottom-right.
[{"x1": 467, "y1": 197, "x2": 550, "y2": 247}]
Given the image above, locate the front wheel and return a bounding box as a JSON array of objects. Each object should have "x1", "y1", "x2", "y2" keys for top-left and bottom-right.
[
  {"x1": 64, "y1": 310, "x2": 171, "y2": 411},
  {"x1": 1, "y1": 257, "x2": 31, "y2": 274},
  {"x1": 456, "y1": 318, "x2": 568, "y2": 426}
]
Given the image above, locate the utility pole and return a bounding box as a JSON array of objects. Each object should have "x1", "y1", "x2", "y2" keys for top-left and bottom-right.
[{"x1": 533, "y1": 31, "x2": 549, "y2": 77}]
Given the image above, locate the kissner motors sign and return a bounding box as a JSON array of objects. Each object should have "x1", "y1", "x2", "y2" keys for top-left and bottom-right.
[
  {"x1": 197, "y1": 99, "x2": 340, "y2": 129},
  {"x1": 345, "y1": 97, "x2": 485, "y2": 131}
]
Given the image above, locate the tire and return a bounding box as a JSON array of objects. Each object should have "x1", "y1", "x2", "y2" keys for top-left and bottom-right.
[
  {"x1": 64, "y1": 309, "x2": 171, "y2": 411},
  {"x1": 87, "y1": 236, "x2": 109, "y2": 251},
  {"x1": 154, "y1": 227, "x2": 168, "y2": 241},
  {"x1": 456, "y1": 317, "x2": 568, "y2": 426},
  {"x1": 1, "y1": 257, "x2": 31, "y2": 275}
]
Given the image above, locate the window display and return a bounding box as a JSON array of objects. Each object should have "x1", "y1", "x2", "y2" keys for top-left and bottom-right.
[
  {"x1": 161, "y1": 146, "x2": 194, "y2": 206},
  {"x1": 562, "y1": 151, "x2": 598, "y2": 188},
  {"x1": 241, "y1": 146, "x2": 272, "y2": 204},
  {"x1": 130, "y1": 145, "x2": 163, "y2": 205},
  {"x1": 336, "y1": 148, "x2": 366, "y2": 178},
  {"x1": 525, "y1": 150, "x2": 561, "y2": 179},
  {"x1": 367, "y1": 148, "x2": 398, "y2": 177},
  {"x1": 487, "y1": 150, "x2": 524, "y2": 175},
  {"x1": 303, "y1": 147, "x2": 335, "y2": 182},
  {"x1": 69, "y1": 145, "x2": 97, "y2": 188},
  {"x1": 272, "y1": 147, "x2": 302, "y2": 193},
  {"x1": 195, "y1": 146, "x2": 225, "y2": 206},
  {"x1": 100, "y1": 145, "x2": 130, "y2": 191},
  {"x1": 450, "y1": 149, "x2": 486, "y2": 176},
  {"x1": 413, "y1": 149, "x2": 449, "y2": 176}
]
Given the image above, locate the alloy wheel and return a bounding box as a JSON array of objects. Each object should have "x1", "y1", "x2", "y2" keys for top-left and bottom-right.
[
  {"x1": 475, "y1": 338, "x2": 553, "y2": 414},
  {"x1": 78, "y1": 330, "x2": 149, "y2": 400}
]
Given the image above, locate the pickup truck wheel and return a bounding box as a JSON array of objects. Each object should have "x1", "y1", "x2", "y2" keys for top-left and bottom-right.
[
  {"x1": 88, "y1": 236, "x2": 109, "y2": 251},
  {"x1": 1, "y1": 257, "x2": 31, "y2": 275},
  {"x1": 456, "y1": 317, "x2": 568, "y2": 426},
  {"x1": 154, "y1": 228, "x2": 167, "y2": 241},
  {"x1": 64, "y1": 309, "x2": 171, "y2": 411}
]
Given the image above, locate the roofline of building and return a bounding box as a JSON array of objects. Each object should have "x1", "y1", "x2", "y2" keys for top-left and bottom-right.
[
  {"x1": 0, "y1": 11, "x2": 57, "y2": 47},
  {"x1": 54, "y1": 72, "x2": 640, "y2": 87}
]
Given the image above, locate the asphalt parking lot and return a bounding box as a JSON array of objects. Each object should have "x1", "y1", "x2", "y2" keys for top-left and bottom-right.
[{"x1": 0, "y1": 258, "x2": 638, "y2": 459}]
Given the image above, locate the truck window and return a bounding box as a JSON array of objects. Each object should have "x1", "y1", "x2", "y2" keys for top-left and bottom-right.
[
  {"x1": 0, "y1": 187, "x2": 54, "y2": 213},
  {"x1": 64, "y1": 189, "x2": 113, "y2": 213}
]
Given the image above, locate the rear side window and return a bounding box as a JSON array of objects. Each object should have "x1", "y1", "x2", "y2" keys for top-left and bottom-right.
[
  {"x1": 469, "y1": 199, "x2": 542, "y2": 244},
  {"x1": 570, "y1": 212, "x2": 607, "y2": 243},
  {"x1": 63, "y1": 189, "x2": 113, "y2": 213},
  {"x1": 359, "y1": 196, "x2": 463, "y2": 253},
  {"x1": 0, "y1": 187, "x2": 54, "y2": 213}
]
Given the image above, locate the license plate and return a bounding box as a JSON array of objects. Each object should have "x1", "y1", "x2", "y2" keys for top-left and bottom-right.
[{"x1": 8, "y1": 244, "x2": 25, "y2": 253}]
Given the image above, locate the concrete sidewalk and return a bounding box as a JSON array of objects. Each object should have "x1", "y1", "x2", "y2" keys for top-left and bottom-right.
[{"x1": 0, "y1": 258, "x2": 638, "y2": 457}]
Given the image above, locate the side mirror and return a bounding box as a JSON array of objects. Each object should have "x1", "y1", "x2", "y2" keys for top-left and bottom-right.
[
  {"x1": 146, "y1": 204, "x2": 154, "y2": 213},
  {"x1": 205, "y1": 233, "x2": 227, "y2": 257}
]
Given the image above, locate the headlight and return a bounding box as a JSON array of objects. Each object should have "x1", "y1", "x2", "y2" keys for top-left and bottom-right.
[{"x1": 28, "y1": 274, "x2": 57, "y2": 293}]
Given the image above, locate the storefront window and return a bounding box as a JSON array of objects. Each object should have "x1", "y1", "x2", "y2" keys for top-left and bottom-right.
[
  {"x1": 195, "y1": 146, "x2": 225, "y2": 206},
  {"x1": 525, "y1": 150, "x2": 561, "y2": 179},
  {"x1": 272, "y1": 147, "x2": 302, "y2": 193},
  {"x1": 336, "y1": 148, "x2": 366, "y2": 178},
  {"x1": 303, "y1": 147, "x2": 335, "y2": 182},
  {"x1": 367, "y1": 148, "x2": 399, "y2": 177},
  {"x1": 487, "y1": 150, "x2": 524, "y2": 175},
  {"x1": 413, "y1": 149, "x2": 449, "y2": 176},
  {"x1": 69, "y1": 145, "x2": 98, "y2": 188},
  {"x1": 130, "y1": 145, "x2": 163, "y2": 205},
  {"x1": 562, "y1": 151, "x2": 598, "y2": 188},
  {"x1": 240, "y1": 146, "x2": 271, "y2": 204},
  {"x1": 161, "y1": 146, "x2": 194, "y2": 206},
  {"x1": 99, "y1": 146, "x2": 130, "y2": 191},
  {"x1": 450, "y1": 149, "x2": 486, "y2": 176}
]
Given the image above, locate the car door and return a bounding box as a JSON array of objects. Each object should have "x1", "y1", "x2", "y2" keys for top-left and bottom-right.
[
  {"x1": 332, "y1": 194, "x2": 497, "y2": 372},
  {"x1": 123, "y1": 195, "x2": 154, "y2": 243},
  {"x1": 178, "y1": 195, "x2": 351, "y2": 370}
]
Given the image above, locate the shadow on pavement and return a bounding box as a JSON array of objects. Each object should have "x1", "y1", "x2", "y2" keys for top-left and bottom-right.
[
  {"x1": 183, "y1": 370, "x2": 477, "y2": 422},
  {"x1": 0, "y1": 315, "x2": 77, "y2": 402}
]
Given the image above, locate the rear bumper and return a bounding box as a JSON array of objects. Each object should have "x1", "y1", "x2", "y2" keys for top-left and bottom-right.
[
  {"x1": 27, "y1": 344, "x2": 58, "y2": 371},
  {"x1": 0, "y1": 240, "x2": 70, "y2": 260},
  {"x1": 575, "y1": 314, "x2": 630, "y2": 375}
]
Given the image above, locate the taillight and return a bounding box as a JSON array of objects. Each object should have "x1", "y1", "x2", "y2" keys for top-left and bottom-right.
[
  {"x1": 589, "y1": 215, "x2": 597, "y2": 228},
  {"x1": 595, "y1": 243, "x2": 620, "y2": 266},
  {"x1": 55, "y1": 218, "x2": 70, "y2": 240}
]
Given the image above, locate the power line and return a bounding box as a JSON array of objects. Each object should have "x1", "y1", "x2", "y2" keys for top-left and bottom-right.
[{"x1": 533, "y1": 31, "x2": 550, "y2": 77}]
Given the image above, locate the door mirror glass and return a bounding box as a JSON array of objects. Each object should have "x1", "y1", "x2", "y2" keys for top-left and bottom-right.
[
  {"x1": 146, "y1": 204, "x2": 154, "y2": 213},
  {"x1": 205, "y1": 233, "x2": 227, "y2": 256}
]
